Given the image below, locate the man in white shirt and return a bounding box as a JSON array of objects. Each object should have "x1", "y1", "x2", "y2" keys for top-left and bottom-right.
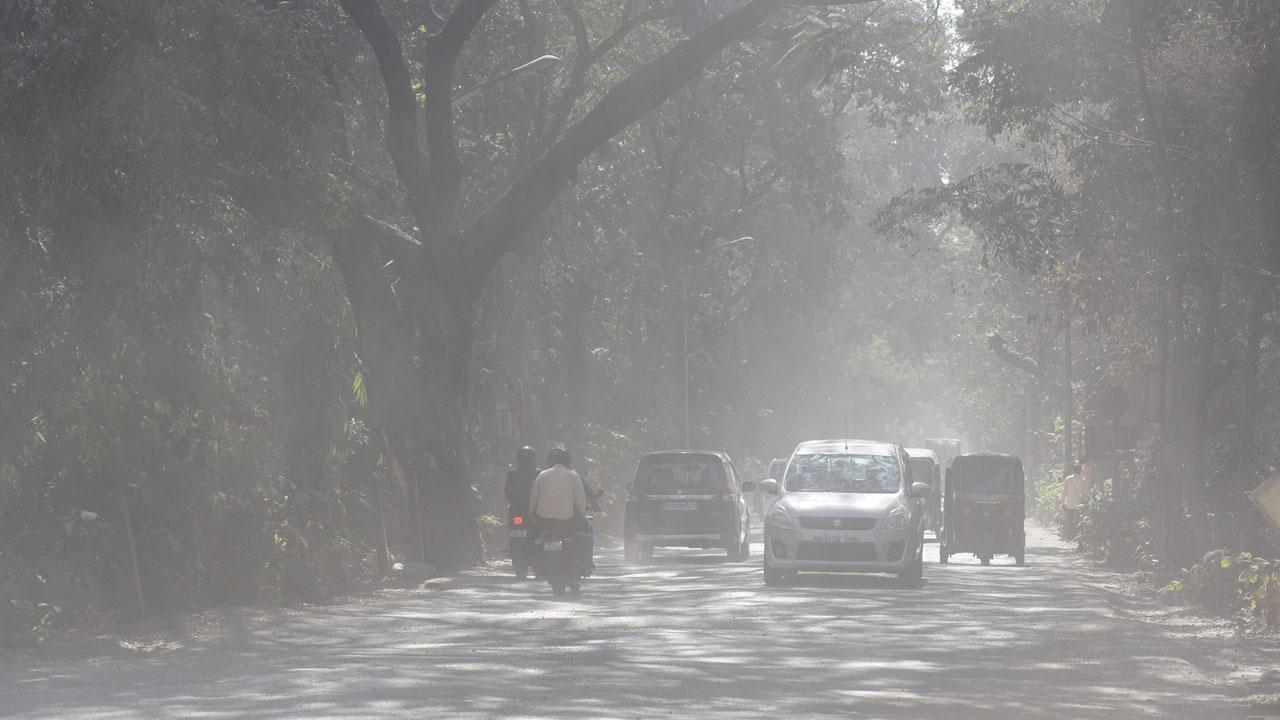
[
  {"x1": 530, "y1": 448, "x2": 592, "y2": 573},
  {"x1": 530, "y1": 448, "x2": 587, "y2": 522}
]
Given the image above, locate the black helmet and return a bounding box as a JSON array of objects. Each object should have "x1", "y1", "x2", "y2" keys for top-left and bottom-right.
[
  {"x1": 548, "y1": 448, "x2": 572, "y2": 468},
  {"x1": 516, "y1": 445, "x2": 536, "y2": 470}
]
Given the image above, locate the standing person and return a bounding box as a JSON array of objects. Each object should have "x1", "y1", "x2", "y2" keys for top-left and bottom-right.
[{"x1": 1061, "y1": 463, "x2": 1084, "y2": 540}]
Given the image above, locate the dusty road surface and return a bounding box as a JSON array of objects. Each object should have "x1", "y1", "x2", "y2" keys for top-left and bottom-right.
[{"x1": 3, "y1": 526, "x2": 1275, "y2": 719}]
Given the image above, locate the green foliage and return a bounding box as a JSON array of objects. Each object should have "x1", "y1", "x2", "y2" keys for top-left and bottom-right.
[
  {"x1": 1033, "y1": 471, "x2": 1064, "y2": 527},
  {"x1": 1162, "y1": 550, "x2": 1280, "y2": 629},
  {"x1": 1076, "y1": 482, "x2": 1155, "y2": 569}
]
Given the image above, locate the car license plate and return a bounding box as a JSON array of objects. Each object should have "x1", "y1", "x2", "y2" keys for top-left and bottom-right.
[
  {"x1": 664, "y1": 501, "x2": 698, "y2": 511},
  {"x1": 813, "y1": 534, "x2": 861, "y2": 544},
  {"x1": 509, "y1": 529, "x2": 527, "y2": 538},
  {"x1": 543, "y1": 540, "x2": 563, "y2": 552}
]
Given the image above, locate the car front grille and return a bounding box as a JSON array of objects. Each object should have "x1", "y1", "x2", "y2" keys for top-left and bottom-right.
[
  {"x1": 797, "y1": 516, "x2": 878, "y2": 531},
  {"x1": 795, "y1": 542, "x2": 877, "y2": 562}
]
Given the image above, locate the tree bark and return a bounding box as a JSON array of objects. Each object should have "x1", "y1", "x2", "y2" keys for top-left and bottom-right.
[{"x1": 336, "y1": 0, "x2": 876, "y2": 569}]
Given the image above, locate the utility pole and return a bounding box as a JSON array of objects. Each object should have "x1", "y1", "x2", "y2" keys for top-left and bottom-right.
[
  {"x1": 1064, "y1": 285, "x2": 1075, "y2": 472},
  {"x1": 683, "y1": 312, "x2": 691, "y2": 449}
]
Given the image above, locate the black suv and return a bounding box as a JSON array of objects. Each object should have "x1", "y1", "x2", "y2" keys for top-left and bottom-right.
[{"x1": 623, "y1": 451, "x2": 754, "y2": 562}]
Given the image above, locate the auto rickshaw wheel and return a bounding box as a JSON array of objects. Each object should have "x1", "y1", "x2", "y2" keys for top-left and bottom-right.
[
  {"x1": 763, "y1": 557, "x2": 792, "y2": 586},
  {"x1": 726, "y1": 530, "x2": 745, "y2": 562}
]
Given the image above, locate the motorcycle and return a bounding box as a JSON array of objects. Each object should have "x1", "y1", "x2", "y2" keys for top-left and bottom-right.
[
  {"x1": 508, "y1": 511, "x2": 533, "y2": 580},
  {"x1": 535, "y1": 518, "x2": 591, "y2": 595}
]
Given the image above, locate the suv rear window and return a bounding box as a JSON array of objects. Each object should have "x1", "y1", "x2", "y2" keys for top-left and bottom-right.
[{"x1": 635, "y1": 456, "x2": 724, "y2": 494}]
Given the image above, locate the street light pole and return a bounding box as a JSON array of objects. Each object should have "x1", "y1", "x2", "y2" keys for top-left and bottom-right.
[
  {"x1": 678, "y1": 237, "x2": 751, "y2": 451},
  {"x1": 683, "y1": 311, "x2": 690, "y2": 449}
]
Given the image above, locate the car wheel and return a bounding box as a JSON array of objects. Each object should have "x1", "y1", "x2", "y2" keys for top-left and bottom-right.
[
  {"x1": 763, "y1": 555, "x2": 792, "y2": 586},
  {"x1": 897, "y1": 546, "x2": 923, "y2": 587}
]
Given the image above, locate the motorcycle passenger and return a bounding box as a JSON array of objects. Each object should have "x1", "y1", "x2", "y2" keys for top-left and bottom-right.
[
  {"x1": 506, "y1": 446, "x2": 539, "y2": 518},
  {"x1": 530, "y1": 448, "x2": 588, "y2": 567}
]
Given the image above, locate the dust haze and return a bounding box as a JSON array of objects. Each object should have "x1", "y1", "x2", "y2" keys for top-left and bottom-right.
[{"x1": 2, "y1": 1, "x2": 1278, "y2": 718}]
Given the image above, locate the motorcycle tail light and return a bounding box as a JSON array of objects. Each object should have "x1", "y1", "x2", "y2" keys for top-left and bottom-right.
[{"x1": 513, "y1": 515, "x2": 524, "y2": 526}]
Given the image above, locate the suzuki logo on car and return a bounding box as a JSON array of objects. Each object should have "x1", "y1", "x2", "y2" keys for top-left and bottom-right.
[{"x1": 832, "y1": 518, "x2": 843, "y2": 528}]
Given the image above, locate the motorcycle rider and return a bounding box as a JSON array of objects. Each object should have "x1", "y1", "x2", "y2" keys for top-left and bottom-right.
[
  {"x1": 530, "y1": 448, "x2": 588, "y2": 571},
  {"x1": 505, "y1": 446, "x2": 539, "y2": 579},
  {"x1": 505, "y1": 446, "x2": 539, "y2": 519}
]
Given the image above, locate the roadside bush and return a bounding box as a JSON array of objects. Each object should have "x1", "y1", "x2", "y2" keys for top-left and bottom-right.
[
  {"x1": 1077, "y1": 481, "x2": 1156, "y2": 569},
  {"x1": 1161, "y1": 550, "x2": 1280, "y2": 629},
  {"x1": 1033, "y1": 470, "x2": 1064, "y2": 527}
]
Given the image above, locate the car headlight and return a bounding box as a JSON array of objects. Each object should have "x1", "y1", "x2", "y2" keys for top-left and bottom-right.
[
  {"x1": 883, "y1": 506, "x2": 909, "y2": 530},
  {"x1": 767, "y1": 504, "x2": 795, "y2": 530}
]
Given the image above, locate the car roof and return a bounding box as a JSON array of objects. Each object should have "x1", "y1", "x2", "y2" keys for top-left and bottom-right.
[
  {"x1": 792, "y1": 439, "x2": 898, "y2": 456},
  {"x1": 905, "y1": 448, "x2": 940, "y2": 460},
  {"x1": 640, "y1": 450, "x2": 731, "y2": 463}
]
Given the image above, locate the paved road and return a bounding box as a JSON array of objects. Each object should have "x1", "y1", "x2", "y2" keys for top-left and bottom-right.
[{"x1": 1, "y1": 527, "x2": 1269, "y2": 719}]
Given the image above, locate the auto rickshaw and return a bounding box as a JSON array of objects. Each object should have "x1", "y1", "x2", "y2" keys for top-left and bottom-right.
[
  {"x1": 939, "y1": 453, "x2": 1026, "y2": 566},
  {"x1": 905, "y1": 448, "x2": 942, "y2": 535}
]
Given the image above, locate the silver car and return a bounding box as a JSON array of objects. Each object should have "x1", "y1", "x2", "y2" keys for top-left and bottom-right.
[{"x1": 760, "y1": 440, "x2": 929, "y2": 586}]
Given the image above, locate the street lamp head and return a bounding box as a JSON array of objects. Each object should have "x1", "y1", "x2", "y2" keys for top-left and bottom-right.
[
  {"x1": 452, "y1": 55, "x2": 563, "y2": 107},
  {"x1": 517, "y1": 54, "x2": 562, "y2": 74}
]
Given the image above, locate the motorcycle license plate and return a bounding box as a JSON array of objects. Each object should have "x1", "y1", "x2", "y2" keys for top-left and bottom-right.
[
  {"x1": 509, "y1": 529, "x2": 527, "y2": 538},
  {"x1": 543, "y1": 540, "x2": 563, "y2": 552},
  {"x1": 664, "y1": 501, "x2": 698, "y2": 511},
  {"x1": 813, "y1": 534, "x2": 861, "y2": 544}
]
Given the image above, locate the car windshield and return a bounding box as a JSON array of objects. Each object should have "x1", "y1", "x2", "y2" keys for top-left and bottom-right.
[
  {"x1": 783, "y1": 453, "x2": 901, "y2": 493},
  {"x1": 635, "y1": 457, "x2": 722, "y2": 494}
]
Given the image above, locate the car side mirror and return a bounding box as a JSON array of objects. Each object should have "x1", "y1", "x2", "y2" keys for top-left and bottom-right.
[
  {"x1": 740, "y1": 481, "x2": 757, "y2": 493},
  {"x1": 758, "y1": 479, "x2": 780, "y2": 495},
  {"x1": 909, "y1": 482, "x2": 930, "y2": 498}
]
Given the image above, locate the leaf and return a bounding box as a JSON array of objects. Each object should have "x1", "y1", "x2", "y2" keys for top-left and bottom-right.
[{"x1": 352, "y1": 371, "x2": 368, "y2": 408}]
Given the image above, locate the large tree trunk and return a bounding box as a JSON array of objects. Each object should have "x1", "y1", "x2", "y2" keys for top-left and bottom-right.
[{"x1": 335, "y1": 0, "x2": 877, "y2": 570}]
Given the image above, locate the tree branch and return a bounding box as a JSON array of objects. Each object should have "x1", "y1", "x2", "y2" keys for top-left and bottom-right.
[
  {"x1": 339, "y1": 0, "x2": 431, "y2": 229},
  {"x1": 464, "y1": 0, "x2": 834, "y2": 288},
  {"x1": 539, "y1": 1, "x2": 676, "y2": 152},
  {"x1": 423, "y1": 0, "x2": 499, "y2": 229}
]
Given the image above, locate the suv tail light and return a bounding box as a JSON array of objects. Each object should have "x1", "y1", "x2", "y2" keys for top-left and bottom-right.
[{"x1": 512, "y1": 515, "x2": 524, "y2": 526}]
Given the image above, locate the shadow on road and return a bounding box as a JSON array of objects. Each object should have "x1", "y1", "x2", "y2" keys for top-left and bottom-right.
[{"x1": 0, "y1": 527, "x2": 1259, "y2": 720}]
